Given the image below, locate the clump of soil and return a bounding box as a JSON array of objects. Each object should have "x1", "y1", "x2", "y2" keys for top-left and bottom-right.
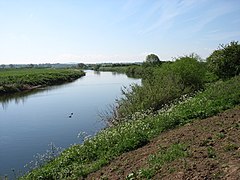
[{"x1": 87, "y1": 107, "x2": 240, "y2": 179}]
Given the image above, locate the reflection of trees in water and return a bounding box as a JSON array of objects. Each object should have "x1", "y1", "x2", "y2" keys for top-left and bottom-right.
[
  {"x1": 111, "y1": 72, "x2": 125, "y2": 76},
  {"x1": 94, "y1": 71, "x2": 101, "y2": 75},
  {"x1": 0, "y1": 81, "x2": 76, "y2": 110},
  {"x1": 0, "y1": 89, "x2": 43, "y2": 110}
]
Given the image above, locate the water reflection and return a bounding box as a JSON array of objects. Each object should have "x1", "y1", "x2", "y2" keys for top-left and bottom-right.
[
  {"x1": 0, "y1": 89, "x2": 44, "y2": 110},
  {"x1": 93, "y1": 71, "x2": 101, "y2": 75},
  {"x1": 0, "y1": 70, "x2": 141, "y2": 178},
  {"x1": 112, "y1": 71, "x2": 124, "y2": 76},
  {"x1": 0, "y1": 81, "x2": 77, "y2": 110}
]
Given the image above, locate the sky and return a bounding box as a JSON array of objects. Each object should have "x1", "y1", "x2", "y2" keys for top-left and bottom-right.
[{"x1": 0, "y1": 0, "x2": 240, "y2": 64}]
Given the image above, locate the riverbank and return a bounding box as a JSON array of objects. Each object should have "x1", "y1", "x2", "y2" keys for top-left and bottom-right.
[
  {"x1": 19, "y1": 42, "x2": 240, "y2": 179},
  {"x1": 88, "y1": 107, "x2": 240, "y2": 179},
  {"x1": 20, "y1": 75, "x2": 240, "y2": 179},
  {"x1": 0, "y1": 68, "x2": 85, "y2": 95}
]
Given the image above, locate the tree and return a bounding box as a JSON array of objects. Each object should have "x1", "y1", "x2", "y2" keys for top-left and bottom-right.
[
  {"x1": 0, "y1": 64, "x2": 5, "y2": 69},
  {"x1": 145, "y1": 54, "x2": 161, "y2": 65},
  {"x1": 28, "y1": 64, "x2": 34, "y2": 68},
  {"x1": 77, "y1": 63, "x2": 86, "y2": 69},
  {"x1": 207, "y1": 41, "x2": 240, "y2": 79},
  {"x1": 93, "y1": 64, "x2": 101, "y2": 71}
]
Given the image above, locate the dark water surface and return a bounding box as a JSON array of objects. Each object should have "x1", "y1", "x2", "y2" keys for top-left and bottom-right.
[{"x1": 0, "y1": 70, "x2": 140, "y2": 178}]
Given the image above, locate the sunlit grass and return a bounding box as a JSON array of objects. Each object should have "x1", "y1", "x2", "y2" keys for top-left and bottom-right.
[{"x1": 0, "y1": 68, "x2": 85, "y2": 94}]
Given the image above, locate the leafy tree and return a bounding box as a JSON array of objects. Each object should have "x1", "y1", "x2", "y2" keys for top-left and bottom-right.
[
  {"x1": 28, "y1": 64, "x2": 34, "y2": 68},
  {"x1": 77, "y1": 63, "x2": 86, "y2": 69},
  {"x1": 93, "y1": 64, "x2": 101, "y2": 71},
  {"x1": 0, "y1": 64, "x2": 5, "y2": 69},
  {"x1": 145, "y1": 54, "x2": 161, "y2": 65},
  {"x1": 207, "y1": 41, "x2": 240, "y2": 79}
]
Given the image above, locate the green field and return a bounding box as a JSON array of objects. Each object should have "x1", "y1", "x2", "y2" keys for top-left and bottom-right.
[{"x1": 0, "y1": 68, "x2": 85, "y2": 94}]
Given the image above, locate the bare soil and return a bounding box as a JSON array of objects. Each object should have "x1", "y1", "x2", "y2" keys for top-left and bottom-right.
[{"x1": 87, "y1": 107, "x2": 240, "y2": 180}]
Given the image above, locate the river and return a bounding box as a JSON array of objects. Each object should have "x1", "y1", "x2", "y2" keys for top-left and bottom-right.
[{"x1": 0, "y1": 70, "x2": 141, "y2": 178}]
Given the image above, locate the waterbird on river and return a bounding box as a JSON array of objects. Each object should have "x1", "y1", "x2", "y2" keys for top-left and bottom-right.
[{"x1": 69, "y1": 112, "x2": 74, "y2": 118}]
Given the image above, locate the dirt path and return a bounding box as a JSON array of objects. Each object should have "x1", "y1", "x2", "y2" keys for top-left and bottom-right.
[{"x1": 87, "y1": 107, "x2": 240, "y2": 180}]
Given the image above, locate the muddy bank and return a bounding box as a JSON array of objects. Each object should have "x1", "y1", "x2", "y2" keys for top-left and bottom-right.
[{"x1": 87, "y1": 107, "x2": 240, "y2": 180}]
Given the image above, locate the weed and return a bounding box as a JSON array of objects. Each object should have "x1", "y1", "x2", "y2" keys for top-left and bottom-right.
[
  {"x1": 148, "y1": 144, "x2": 188, "y2": 166},
  {"x1": 138, "y1": 168, "x2": 155, "y2": 179},
  {"x1": 224, "y1": 143, "x2": 238, "y2": 152},
  {"x1": 207, "y1": 147, "x2": 216, "y2": 158},
  {"x1": 216, "y1": 132, "x2": 226, "y2": 139}
]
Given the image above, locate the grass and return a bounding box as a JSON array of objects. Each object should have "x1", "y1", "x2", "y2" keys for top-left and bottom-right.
[
  {"x1": 20, "y1": 75, "x2": 240, "y2": 179},
  {"x1": 0, "y1": 68, "x2": 85, "y2": 94},
  {"x1": 131, "y1": 143, "x2": 188, "y2": 179}
]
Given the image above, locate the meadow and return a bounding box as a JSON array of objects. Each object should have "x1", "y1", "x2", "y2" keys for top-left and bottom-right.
[{"x1": 0, "y1": 68, "x2": 85, "y2": 94}]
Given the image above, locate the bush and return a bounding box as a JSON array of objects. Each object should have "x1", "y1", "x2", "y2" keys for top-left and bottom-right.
[
  {"x1": 171, "y1": 55, "x2": 205, "y2": 90},
  {"x1": 207, "y1": 41, "x2": 240, "y2": 79},
  {"x1": 117, "y1": 55, "x2": 206, "y2": 117}
]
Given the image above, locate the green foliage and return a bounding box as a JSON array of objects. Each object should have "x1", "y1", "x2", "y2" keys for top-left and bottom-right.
[
  {"x1": 21, "y1": 75, "x2": 240, "y2": 179},
  {"x1": 170, "y1": 76, "x2": 240, "y2": 122},
  {"x1": 98, "y1": 66, "x2": 128, "y2": 74},
  {"x1": 145, "y1": 54, "x2": 161, "y2": 65},
  {"x1": 207, "y1": 41, "x2": 240, "y2": 79},
  {"x1": 96, "y1": 64, "x2": 143, "y2": 78},
  {"x1": 171, "y1": 55, "x2": 205, "y2": 90},
  {"x1": 77, "y1": 63, "x2": 87, "y2": 69},
  {"x1": 130, "y1": 143, "x2": 188, "y2": 179},
  {"x1": 224, "y1": 143, "x2": 238, "y2": 152},
  {"x1": 117, "y1": 55, "x2": 206, "y2": 117},
  {"x1": 93, "y1": 64, "x2": 101, "y2": 71},
  {"x1": 0, "y1": 68, "x2": 85, "y2": 94},
  {"x1": 149, "y1": 144, "x2": 188, "y2": 166},
  {"x1": 207, "y1": 147, "x2": 216, "y2": 158},
  {"x1": 126, "y1": 65, "x2": 144, "y2": 78}
]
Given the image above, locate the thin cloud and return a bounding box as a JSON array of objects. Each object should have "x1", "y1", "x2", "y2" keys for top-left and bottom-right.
[
  {"x1": 139, "y1": 0, "x2": 239, "y2": 35},
  {"x1": 191, "y1": 2, "x2": 237, "y2": 33},
  {"x1": 139, "y1": 0, "x2": 199, "y2": 34}
]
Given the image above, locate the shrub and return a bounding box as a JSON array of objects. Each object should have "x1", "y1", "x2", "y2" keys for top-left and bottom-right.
[
  {"x1": 171, "y1": 55, "x2": 205, "y2": 90},
  {"x1": 117, "y1": 55, "x2": 205, "y2": 117},
  {"x1": 207, "y1": 41, "x2": 240, "y2": 79}
]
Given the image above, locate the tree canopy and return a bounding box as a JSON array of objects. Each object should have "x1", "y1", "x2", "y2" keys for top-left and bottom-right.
[
  {"x1": 145, "y1": 54, "x2": 161, "y2": 65},
  {"x1": 207, "y1": 41, "x2": 240, "y2": 79}
]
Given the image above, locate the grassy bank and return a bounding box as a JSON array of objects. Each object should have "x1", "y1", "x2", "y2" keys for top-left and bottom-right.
[
  {"x1": 0, "y1": 68, "x2": 85, "y2": 94},
  {"x1": 20, "y1": 42, "x2": 240, "y2": 179},
  {"x1": 21, "y1": 75, "x2": 240, "y2": 179}
]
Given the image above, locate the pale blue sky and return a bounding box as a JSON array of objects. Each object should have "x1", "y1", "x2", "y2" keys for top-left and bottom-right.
[{"x1": 0, "y1": 0, "x2": 240, "y2": 64}]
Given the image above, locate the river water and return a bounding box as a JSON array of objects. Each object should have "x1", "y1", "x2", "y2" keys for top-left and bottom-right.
[{"x1": 0, "y1": 70, "x2": 140, "y2": 178}]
